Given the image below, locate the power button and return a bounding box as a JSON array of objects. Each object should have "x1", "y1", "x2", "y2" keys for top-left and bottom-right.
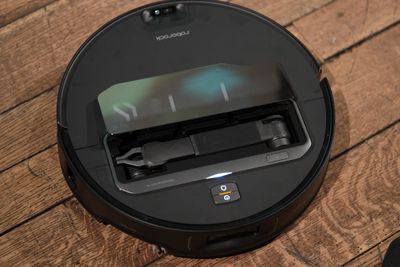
[{"x1": 211, "y1": 183, "x2": 240, "y2": 205}]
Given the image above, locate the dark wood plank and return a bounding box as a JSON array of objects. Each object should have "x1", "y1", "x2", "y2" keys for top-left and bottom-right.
[
  {"x1": 0, "y1": 199, "x2": 161, "y2": 266},
  {"x1": 292, "y1": 0, "x2": 400, "y2": 59},
  {"x1": 0, "y1": 0, "x2": 55, "y2": 27},
  {"x1": 150, "y1": 123, "x2": 400, "y2": 266}
]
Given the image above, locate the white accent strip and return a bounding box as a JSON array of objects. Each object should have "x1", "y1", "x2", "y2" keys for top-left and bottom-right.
[
  {"x1": 123, "y1": 102, "x2": 138, "y2": 119},
  {"x1": 220, "y1": 82, "x2": 229, "y2": 102},
  {"x1": 206, "y1": 172, "x2": 233, "y2": 179},
  {"x1": 113, "y1": 105, "x2": 130, "y2": 121},
  {"x1": 168, "y1": 95, "x2": 177, "y2": 112}
]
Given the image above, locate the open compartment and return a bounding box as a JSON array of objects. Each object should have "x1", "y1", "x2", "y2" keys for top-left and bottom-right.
[
  {"x1": 105, "y1": 99, "x2": 308, "y2": 184},
  {"x1": 98, "y1": 62, "x2": 311, "y2": 193}
]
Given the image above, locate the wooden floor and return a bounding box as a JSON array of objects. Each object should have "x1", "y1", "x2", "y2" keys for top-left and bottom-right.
[{"x1": 0, "y1": 0, "x2": 399, "y2": 266}]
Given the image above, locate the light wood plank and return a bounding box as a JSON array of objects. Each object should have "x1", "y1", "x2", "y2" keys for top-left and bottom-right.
[
  {"x1": 149, "y1": 123, "x2": 400, "y2": 266},
  {"x1": 0, "y1": 0, "x2": 55, "y2": 27},
  {"x1": 229, "y1": 0, "x2": 333, "y2": 26},
  {"x1": 0, "y1": 199, "x2": 161, "y2": 266},
  {"x1": 345, "y1": 232, "x2": 400, "y2": 267},
  {"x1": 292, "y1": 0, "x2": 400, "y2": 59}
]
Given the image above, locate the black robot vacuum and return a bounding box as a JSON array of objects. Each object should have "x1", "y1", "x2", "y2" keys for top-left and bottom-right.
[{"x1": 57, "y1": 0, "x2": 335, "y2": 258}]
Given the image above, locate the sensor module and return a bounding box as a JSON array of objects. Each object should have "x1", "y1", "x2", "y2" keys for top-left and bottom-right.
[{"x1": 57, "y1": 0, "x2": 335, "y2": 258}]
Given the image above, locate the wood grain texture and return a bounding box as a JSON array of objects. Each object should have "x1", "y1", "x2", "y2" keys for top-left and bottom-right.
[
  {"x1": 325, "y1": 25, "x2": 400, "y2": 155},
  {"x1": 228, "y1": 0, "x2": 333, "y2": 26},
  {"x1": 0, "y1": 199, "x2": 161, "y2": 266},
  {"x1": 149, "y1": 123, "x2": 400, "y2": 266},
  {"x1": 0, "y1": 88, "x2": 57, "y2": 171},
  {"x1": 345, "y1": 231, "x2": 400, "y2": 267},
  {"x1": 0, "y1": 145, "x2": 68, "y2": 233},
  {"x1": 0, "y1": 0, "x2": 153, "y2": 114},
  {"x1": 292, "y1": 0, "x2": 400, "y2": 59},
  {"x1": 0, "y1": 0, "x2": 55, "y2": 27}
]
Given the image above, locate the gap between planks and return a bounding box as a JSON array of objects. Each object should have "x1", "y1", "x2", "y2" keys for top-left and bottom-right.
[
  {"x1": 342, "y1": 230, "x2": 400, "y2": 266},
  {"x1": 0, "y1": 0, "x2": 56, "y2": 28}
]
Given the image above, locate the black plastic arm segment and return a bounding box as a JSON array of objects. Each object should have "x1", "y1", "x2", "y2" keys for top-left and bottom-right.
[{"x1": 116, "y1": 115, "x2": 291, "y2": 168}]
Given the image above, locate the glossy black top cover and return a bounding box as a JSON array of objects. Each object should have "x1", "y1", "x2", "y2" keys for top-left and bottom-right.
[{"x1": 58, "y1": 1, "x2": 329, "y2": 226}]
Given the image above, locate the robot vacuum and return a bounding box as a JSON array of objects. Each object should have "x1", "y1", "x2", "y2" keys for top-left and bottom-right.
[{"x1": 57, "y1": 0, "x2": 335, "y2": 257}]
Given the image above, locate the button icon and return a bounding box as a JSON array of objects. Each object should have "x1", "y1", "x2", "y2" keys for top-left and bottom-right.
[
  {"x1": 211, "y1": 183, "x2": 241, "y2": 205},
  {"x1": 211, "y1": 183, "x2": 238, "y2": 196}
]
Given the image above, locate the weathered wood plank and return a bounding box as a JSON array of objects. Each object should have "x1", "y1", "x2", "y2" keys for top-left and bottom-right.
[
  {"x1": 325, "y1": 25, "x2": 400, "y2": 155},
  {"x1": 0, "y1": 146, "x2": 68, "y2": 233},
  {"x1": 345, "y1": 232, "x2": 400, "y2": 267},
  {"x1": 0, "y1": 0, "x2": 55, "y2": 27},
  {"x1": 292, "y1": 0, "x2": 400, "y2": 59},
  {"x1": 0, "y1": 88, "x2": 57, "y2": 171},
  {"x1": 0, "y1": 0, "x2": 153, "y2": 114},
  {"x1": 0, "y1": 199, "x2": 161, "y2": 266},
  {"x1": 1, "y1": 16, "x2": 399, "y2": 239},
  {"x1": 149, "y1": 123, "x2": 400, "y2": 266},
  {"x1": 229, "y1": 0, "x2": 333, "y2": 26}
]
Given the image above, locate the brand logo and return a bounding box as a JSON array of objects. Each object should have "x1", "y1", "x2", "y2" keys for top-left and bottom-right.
[{"x1": 155, "y1": 30, "x2": 190, "y2": 41}]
